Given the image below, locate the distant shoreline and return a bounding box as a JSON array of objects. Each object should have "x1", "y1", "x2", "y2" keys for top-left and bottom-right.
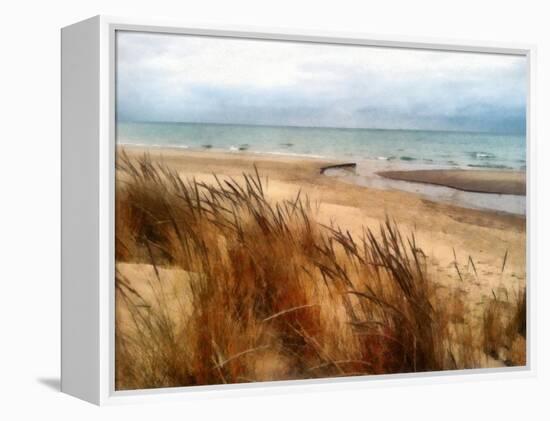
[
  {"x1": 117, "y1": 142, "x2": 332, "y2": 162},
  {"x1": 117, "y1": 141, "x2": 525, "y2": 172}
]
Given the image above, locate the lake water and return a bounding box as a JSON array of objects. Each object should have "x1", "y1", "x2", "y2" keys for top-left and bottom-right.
[{"x1": 117, "y1": 121, "x2": 526, "y2": 171}]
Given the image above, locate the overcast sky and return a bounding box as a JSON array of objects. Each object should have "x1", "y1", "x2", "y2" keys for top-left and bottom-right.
[{"x1": 116, "y1": 31, "x2": 527, "y2": 133}]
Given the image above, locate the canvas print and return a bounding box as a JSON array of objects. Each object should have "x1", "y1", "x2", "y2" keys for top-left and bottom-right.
[{"x1": 114, "y1": 31, "x2": 527, "y2": 390}]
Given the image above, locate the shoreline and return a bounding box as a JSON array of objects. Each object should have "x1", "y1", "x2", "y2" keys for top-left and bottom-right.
[
  {"x1": 118, "y1": 142, "x2": 526, "y2": 174},
  {"x1": 117, "y1": 144, "x2": 526, "y2": 218},
  {"x1": 117, "y1": 142, "x2": 333, "y2": 162},
  {"x1": 117, "y1": 144, "x2": 526, "y2": 215},
  {"x1": 117, "y1": 141, "x2": 525, "y2": 171}
]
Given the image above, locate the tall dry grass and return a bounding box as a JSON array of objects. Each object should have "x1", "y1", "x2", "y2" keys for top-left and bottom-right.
[
  {"x1": 482, "y1": 288, "x2": 527, "y2": 366},
  {"x1": 115, "y1": 151, "x2": 526, "y2": 390}
]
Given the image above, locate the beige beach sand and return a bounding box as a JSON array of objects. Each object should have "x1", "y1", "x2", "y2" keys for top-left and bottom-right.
[{"x1": 377, "y1": 169, "x2": 526, "y2": 195}]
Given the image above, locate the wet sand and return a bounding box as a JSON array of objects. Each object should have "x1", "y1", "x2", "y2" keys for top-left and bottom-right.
[{"x1": 377, "y1": 169, "x2": 526, "y2": 196}]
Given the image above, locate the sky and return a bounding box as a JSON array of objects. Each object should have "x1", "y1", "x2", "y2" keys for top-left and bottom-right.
[{"x1": 116, "y1": 31, "x2": 527, "y2": 134}]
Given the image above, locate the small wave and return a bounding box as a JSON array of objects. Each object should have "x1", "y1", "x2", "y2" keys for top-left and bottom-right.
[
  {"x1": 468, "y1": 151, "x2": 496, "y2": 159},
  {"x1": 376, "y1": 156, "x2": 396, "y2": 161},
  {"x1": 229, "y1": 144, "x2": 250, "y2": 152},
  {"x1": 400, "y1": 156, "x2": 416, "y2": 161},
  {"x1": 280, "y1": 143, "x2": 294, "y2": 147},
  {"x1": 202, "y1": 144, "x2": 213, "y2": 149},
  {"x1": 257, "y1": 151, "x2": 327, "y2": 159}
]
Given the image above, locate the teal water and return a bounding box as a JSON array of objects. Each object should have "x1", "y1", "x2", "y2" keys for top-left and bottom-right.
[{"x1": 117, "y1": 121, "x2": 526, "y2": 171}]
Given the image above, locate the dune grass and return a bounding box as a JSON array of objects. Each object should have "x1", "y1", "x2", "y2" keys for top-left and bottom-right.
[
  {"x1": 482, "y1": 288, "x2": 527, "y2": 366},
  {"x1": 114, "y1": 151, "x2": 526, "y2": 390}
]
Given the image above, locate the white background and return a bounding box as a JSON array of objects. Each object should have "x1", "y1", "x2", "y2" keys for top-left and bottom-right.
[{"x1": 1, "y1": 0, "x2": 548, "y2": 419}]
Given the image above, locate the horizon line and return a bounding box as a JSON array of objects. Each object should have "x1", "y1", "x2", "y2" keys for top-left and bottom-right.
[{"x1": 116, "y1": 119, "x2": 525, "y2": 136}]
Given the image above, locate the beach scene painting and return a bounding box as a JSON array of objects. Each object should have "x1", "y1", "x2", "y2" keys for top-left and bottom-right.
[{"x1": 114, "y1": 31, "x2": 527, "y2": 390}]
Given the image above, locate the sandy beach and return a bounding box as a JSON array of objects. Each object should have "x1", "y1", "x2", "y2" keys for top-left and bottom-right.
[
  {"x1": 118, "y1": 145, "x2": 526, "y2": 307},
  {"x1": 114, "y1": 144, "x2": 527, "y2": 390}
]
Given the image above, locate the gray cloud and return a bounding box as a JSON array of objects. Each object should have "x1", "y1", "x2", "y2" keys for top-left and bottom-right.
[{"x1": 116, "y1": 31, "x2": 527, "y2": 134}]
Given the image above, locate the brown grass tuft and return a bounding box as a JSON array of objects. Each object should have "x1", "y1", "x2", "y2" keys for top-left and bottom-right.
[{"x1": 482, "y1": 288, "x2": 527, "y2": 366}]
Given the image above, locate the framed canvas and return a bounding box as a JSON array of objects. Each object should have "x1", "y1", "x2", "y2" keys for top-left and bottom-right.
[{"x1": 61, "y1": 15, "x2": 536, "y2": 405}]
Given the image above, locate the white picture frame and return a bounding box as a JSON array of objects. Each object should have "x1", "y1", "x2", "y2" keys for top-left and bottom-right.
[{"x1": 61, "y1": 15, "x2": 536, "y2": 405}]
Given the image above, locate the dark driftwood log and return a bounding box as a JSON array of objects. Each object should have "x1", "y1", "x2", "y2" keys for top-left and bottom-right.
[{"x1": 320, "y1": 163, "x2": 357, "y2": 174}]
